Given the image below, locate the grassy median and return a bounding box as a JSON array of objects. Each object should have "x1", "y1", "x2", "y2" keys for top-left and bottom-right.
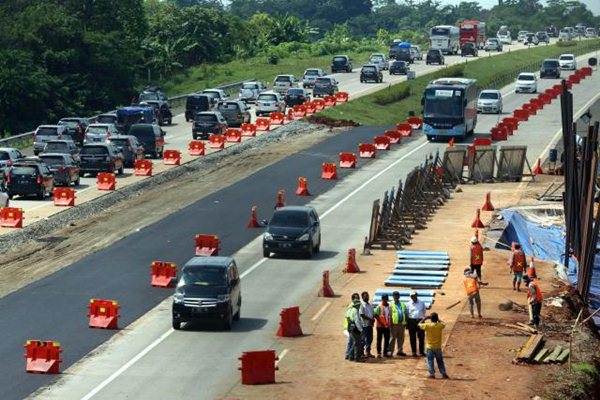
[{"x1": 318, "y1": 39, "x2": 600, "y2": 126}]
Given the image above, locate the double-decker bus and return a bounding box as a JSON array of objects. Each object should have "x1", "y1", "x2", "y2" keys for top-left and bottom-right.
[
  {"x1": 422, "y1": 78, "x2": 478, "y2": 141},
  {"x1": 429, "y1": 25, "x2": 460, "y2": 55}
]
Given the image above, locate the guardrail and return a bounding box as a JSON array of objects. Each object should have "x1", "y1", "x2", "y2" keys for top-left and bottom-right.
[{"x1": 0, "y1": 79, "x2": 251, "y2": 148}]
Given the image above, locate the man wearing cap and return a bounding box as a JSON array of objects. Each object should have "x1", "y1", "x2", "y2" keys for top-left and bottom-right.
[
  {"x1": 419, "y1": 312, "x2": 449, "y2": 379},
  {"x1": 463, "y1": 268, "x2": 482, "y2": 318},
  {"x1": 507, "y1": 243, "x2": 527, "y2": 291},
  {"x1": 373, "y1": 294, "x2": 391, "y2": 358},
  {"x1": 344, "y1": 293, "x2": 360, "y2": 360},
  {"x1": 344, "y1": 295, "x2": 364, "y2": 362},
  {"x1": 389, "y1": 291, "x2": 408, "y2": 357},
  {"x1": 470, "y1": 236, "x2": 484, "y2": 282},
  {"x1": 359, "y1": 291, "x2": 375, "y2": 358},
  {"x1": 407, "y1": 291, "x2": 427, "y2": 357}
]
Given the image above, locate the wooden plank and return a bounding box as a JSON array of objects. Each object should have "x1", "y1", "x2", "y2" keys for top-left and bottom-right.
[
  {"x1": 502, "y1": 323, "x2": 534, "y2": 333},
  {"x1": 556, "y1": 348, "x2": 570, "y2": 363},
  {"x1": 516, "y1": 322, "x2": 538, "y2": 334},
  {"x1": 544, "y1": 345, "x2": 563, "y2": 363},
  {"x1": 533, "y1": 348, "x2": 549, "y2": 363},
  {"x1": 517, "y1": 334, "x2": 545, "y2": 361}
]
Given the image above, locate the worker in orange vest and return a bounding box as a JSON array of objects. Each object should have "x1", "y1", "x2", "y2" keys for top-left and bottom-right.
[
  {"x1": 526, "y1": 256, "x2": 537, "y2": 279},
  {"x1": 523, "y1": 275, "x2": 543, "y2": 328},
  {"x1": 463, "y1": 268, "x2": 482, "y2": 318},
  {"x1": 470, "y1": 236, "x2": 484, "y2": 282},
  {"x1": 373, "y1": 294, "x2": 391, "y2": 358},
  {"x1": 507, "y1": 243, "x2": 527, "y2": 291}
]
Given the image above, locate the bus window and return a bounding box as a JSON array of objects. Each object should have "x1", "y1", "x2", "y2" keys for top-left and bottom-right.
[{"x1": 424, "y1": 89, "x2": 463, "y2": 118}]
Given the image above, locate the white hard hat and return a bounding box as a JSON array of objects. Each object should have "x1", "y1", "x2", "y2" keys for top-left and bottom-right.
[{"x1": 471, "y1": 236, "x2": 478, "y2": 243}]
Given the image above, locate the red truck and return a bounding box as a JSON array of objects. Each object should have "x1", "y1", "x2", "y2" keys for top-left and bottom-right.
[{"x1": 459, "y1": 20, "x2": 486, "y2": 49}]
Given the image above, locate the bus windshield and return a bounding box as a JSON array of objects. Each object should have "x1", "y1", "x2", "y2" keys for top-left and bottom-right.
[
  {"x1": 431, "y1": 27, "x2": 450, "y2": 36},
  {"x1": 424, "y1": 88, "x2": 464, "y2": 118}
]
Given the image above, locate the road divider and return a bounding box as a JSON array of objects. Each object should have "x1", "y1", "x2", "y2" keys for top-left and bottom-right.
[
  {"x1": 246, "y1": 205, "x2": 261, "y2": 228},
  {"x1": 53, "y1": 187, "x2": 76, "y2": 207},
  {"x1": 384, "y1": 129, "x2": 402, "y2": 144},
  {"x1": 481, "y1": 192, "x2": 495, "y2": 211},
  {"x1": 321, "y1": 163, "x2": 337, "y2": 180},
  {"x1": 343, "y1": 248, "x2": 360, "y2": 273},
  {"x1": 238, "y1": 350, "x2": 278, "y2": 385},
  {"x1": 276, "y1": 306, "x2": 303, "y2": 337},
  {"x1": 97, "y1": 173, "x2": 116, "y2": 191},
  {"x1": 339, "y1": 152, "x2": 357, "y2": 168},
  {"x1": 275, "y1": 189, "x2": 285, "y2": 209},
  {"x1": 24, "y1": 340, "x2": 62, "y2": 374},
  {"x1": 150, "y1": 261, "x2": 177, "y2": 288},
  {"x1": 0, "y1": 207, "x2": 24, "y2": 228},
  {"x1": 358, "y1": 143, "x2": 376, "y2": 158},
  {"x1": 295, "y1": 177, "x2": 311, "y2": 196},
  {"x1": 195, "y1": 234, "x2": 220, "y2": 256},
  {"x1": 270, "y1": 112, "x2": 285, "y2": 125},
  {"x1": 225, "y1": 128, "x2": 242, "y2": 143},
  {"x1": 187, "y1": 140, "x2": 205, "y2": 156},
  {"x1": 88, "y1": 299, "x2": 120, "y2": 330},
  {"x1": 374, "y1": 135, "x2": 391, "y2": 151},
  {"x1": 318, "y1": 270, "x2": 335, "y2": 297},
  {"x1": 209, "y1": 134, "x2": 225, "y2": 149},
  {"x1": 471, "y1": 209, "x2": 485, "y2": 228},
  {"x1": 163, "y1": 150, "x2": 181, "y2": 166},
  {"x1": 256, "y1": 117, "x2": 271, "y2": 131}
]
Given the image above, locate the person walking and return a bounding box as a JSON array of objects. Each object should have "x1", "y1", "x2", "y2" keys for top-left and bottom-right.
[
  {"x1": 407, "y1": 291, "x2": 426, "y2": 357},
  {"x1": 344, "y1": 297, "x2": 364, "y2": 362},
  {"x1": 507, "y1": 243, "x2": 527, "y2": 291},
  {"x1": 470, "y1": 236, "x2": 484, "y2": 282},
  {"x1": 463, "y1": 268, "x2": 482, "y2": 318},
  {"x1": 523, "y1": 275, "x2": 543, "y2": 329},
  {"x1": 359, "y1": 291, "x2": 375, "y2": 358},
  {"x1": 344, "y1": 293, "x2": 360, "y2": 360},
  {"x1": 389, "y1": 291, "x2": 408, "y2": 357},
  {"x1": 526, "y1": 256, "x2": 538, "y2": 279},
  {"x1": 373, "y1": 294, "x2": 391, "y2": 358},
  {"x1": 419, "y1": 313, "x2": 449, "y2": 379}
]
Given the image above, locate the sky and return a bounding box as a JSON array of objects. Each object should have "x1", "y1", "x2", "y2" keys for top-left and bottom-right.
[{"x1": 439, "y1": 0, "x2": 599, "y2": 15}]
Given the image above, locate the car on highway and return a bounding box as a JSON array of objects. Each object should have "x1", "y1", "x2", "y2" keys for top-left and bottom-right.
[
  {"x1": 272, "y1": 75, "x2": 298, "y2": 95},
  {"x1": 497, "y1": 33, "x2": 512, "y2": 44},
  {"x1": 360, "y1": 64, "x2": 383, "y2": 83},
  {"x1": 389, "y1": 60, "x2": 409, "y2": 75},
  {"x1": 0, "y1": 184, "x2": 8, "y2": 207},
  {"x1": 540, "y1": 59, "x2": 561, "y2": 79},
  {"x1": 484, "y1": 38, "x2": 503, "y2": 52},
  {"x1": 79, "y1": 143, "x2": 124, "y2": 176},
  {"x1": 585, "y1": 27, "x2": 597, "y2": 38},
  {"x1": 0, "y1": 147, "x2": 24, "y2": 172},
  {"x1": 85, "y1": 123, "x2": 120, "y2": 143},
  {"x1": 331, "y1": 55, "x2": 353, "y2": 73},
  {"x1": 5, "y1": 161, "x2": 54, "y2": 200},
  {"x1": 185, "y1": 94, "x2": 212, "y2": 122},
  {"x1": 410, "y1": 46, "x2": 423, "y2": 61},
  {"x1": 517, "y1": 31, "x2": 528, "y2": 42},
  {"x1": 460, "y1": 42, "x2": 478, "y2": 57},
  {"x1": 58, "y1": 117, "x2": 88, "y2": 146},
  {"x1": 96, "y1": 113, "x2": 118, "y2": 125},
  {"x1": 525, "y1": 33, "x2": 539, "y2": 45},
  {"x1": 192, "y1": 111, "x2": 228, "y2": 140},
  {"x1": 116, "y1": 106, "x2": 155, "y2": 134},
  {"x1": 256, "y1": 91, "x2": 286, "y2": 116},
  {"x1": 284, "y1": 88, "x2": 311, "y2": 107},
  {"x1": 172, "y1": 256, "x2": 241, "y2": 330},
  {"x1": 38, "y1": 153, "x2": 81, "y2": 186},
  {"x1": 302, "y1": 68, "x2": 325, "y2": 88},
  {"x1": 477, "y1": 90, "x2": 503, "y2": 114},
  {"x1": 139, "y1": 100, "x2": 173, "y2": 126},
  {"x1": 217, "y1": 100, "x2": 251, "y2": 127},
  {"x1": 41, "y1": 139, "x2": 80, "y2": 161},
  {"x1": 369, "y1": 53, "x2": 389, "y2": 71},
  {"x1": 559, "y1": 53, "x2": 577, "y2": 70},
  {"x1": 107, "y1": 135, "x2": 144, "y2": 168},
  {"x1": 33, "y1": 125, "x2": 68, "y2": 155},
  {"x1": 313, "y1": 76, "x2": 339, "y2": 97},
  {"x1": 536, "y1": 31, "x2": 550, "y2": 44},
  {"x1": 262, "y1": 205, "x2": 321, "y2": 259},
  {"x1": 139, "y1": 86, "x2": 168, "y2": 102},
  {"x1": 425, "y1": 49, "x2": 445, "y2": 65},
  {"x1": 202, "y1": 88, "x2": 229, "y2": 107},
  {"x1": 238, "y1": 81, "x2": 267, "y2": 103},
  {"x1": 515, "y1": 72, "x2": 538, "y2": 93},
  {"x1": 128, "y1": 124, "x2": 165, "y2": 159},
  {"x1": 559, "y1": 28, "x2": 572, "y2": 41}
]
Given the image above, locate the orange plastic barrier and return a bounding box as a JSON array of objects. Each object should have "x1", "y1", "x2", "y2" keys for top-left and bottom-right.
[
  {"x1": 318, "y1": 270, "x2": 335, "y2": 297},
  {"x1": 321, "y1": 162, "x2": 338, "y2": 180},
  {"x1": 150, "y1": 261, "x2": 177, "y2": 287},
  {"x1": 292, "y1": 105, "x2": 306, "y2": 118},
  {"x1": 490, "y1": 126, "x2": 508, "y2": 141},
  {"x1": 241, "y1": 123, "x2": 257, "y2": 137},
  {"x1": 395, "y1": 122, "x2": 412, "y2": 137},
  {"x1": 374, "y1": 135, "x2": 391, "y2": 150},
  {"x1": 513, "y1": 109, "x2": 529, "y2": 122},
  {"x1": 195, "y1": 234, "x2": 220, "y2": 257},
  {"x1": 163, "y1": 149, "x2": 181, "y2": 165},
  {"x1": 209, "y1": 134, "x2": 225, "y2": 149},
  {"x1": 530, "y1": 98, "x2": 543, "y2": 111},
  {"x1": 53, "y1": 187, "x2": 76, "y2": 207},
  {"x1": 502, "y1": 117, "x2": 519, "y2": 133},
  {"x1": 134, "y1": 159, "x2": 153, "y2": 176},
  {"x1": 304, "y1": 102, "x2": 316, "y2": 115},
  {"x1": 225, "y1": 129, "x2": 242, "y2": 143},
  {"x1": 344, "y1": 248, "x2": 360, "y2": 273},
  {"x1": 334, "y1": 92, "x2": 349, "y2": 102},
  {"x1": 239, "y1": 350, "x2": 278, "y2": 385},
  {"x1": 522, "y1": 103, "x2": 537, "y2": 116},
  {"x1": 323, "y1": 96, "x2": 337, "y2": 107},
  {"x1": 188, "y1": 140, "x2": 206, "y2": 156},
  {"x1": 384, "y1": 129, "x2": 402, "y2": 144},
  {"x1": 270, "y1": 112, "x2": 285, "y2": 125},
  {"x1": 88, "y1": 299, "x2": 120, "y2": 329},
  {"x1": 581, "y1": 66, "x2": 592, "y2": 77},
  {"x1": 275, "y1": 189, "x2": 285, "y2": 209},
  {"x1": 24, "y1": 340, "x2": 62, "y2": 374},
  {"x1": 255, "y1": 117, "x2": 271, "y2": 131},
  {"x1": 358, "y1": 143, "x2": 376, "y2": 158},
  {"x1": 0, "y1": 207, "x2": 24, "y2": 228},
  {"x1": 565, "y1": 79, "x2": 573, "y2": 89},
  {"x1": 539, "y1": 93, "x2": 552, "y2": 105},
  {"x1": 276, "y1": 306, "x2": 303, "y2": 337},
  {"x1": 295, "y1": 177, "x2": 311, "y2": 196},
  {"x1": 568, "y1": 73, "x2": 581, "y2": 84},
  {"x1": 339, "y1": 152, "x2": 357, "y2": 168},
  {"x1": 481, "y1": 192, "x2": 495, "y2": 211},
  {"x1": 97, "y1": 172, "x2": 116, "y2": 191},
  {"x1": 473, "y1": 138, "x2": 492, "y2": 147},
  {"x1": 312, "y1": 99, "x2": 325, "y2": 111},
  {"x1": 286, "y1": 109, "x2": 294, "y2": 122},
  {"x1": 406, "y1": 116, "x2": 423, "y2": 129}
]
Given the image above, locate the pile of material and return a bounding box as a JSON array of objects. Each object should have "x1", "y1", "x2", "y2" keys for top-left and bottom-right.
[
  {"x1": 385, "y1": 250, "x2": 449, "y2": 288},
  {"x1": 514, "y1": 333, "x2": 570, "y2": 364},
  {"x1": 372, "y1": 289, "x2": 435, "y2": 308}
]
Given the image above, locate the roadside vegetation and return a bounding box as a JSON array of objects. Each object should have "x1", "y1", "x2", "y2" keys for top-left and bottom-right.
[{"x1": 318, "y1": 39, "x2": 600, "y2": 126}]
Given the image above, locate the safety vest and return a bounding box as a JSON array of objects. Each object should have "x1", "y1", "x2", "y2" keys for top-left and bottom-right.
[
  {"x1": 374, "y1": 304, "x2": 391, "y2": 328},
  {"x1": 470, "y1": 243, "x2": 484, "y2": 266},
  {"x1": 343, "y1": 304, "x2": 354, "y2": 329},
  {"x1": 528, "y1": 280, "x2": 543, "y2": 303},
  {"x1": 464, "y1": 276, "x2": 479, "y2": 296},
  {"x1": 511, "y1": 250, "x2": 527, "y2": 272},
  {"x1": 390, "y1": 301, "x2": 407, "y2": 326},
  {"x1": 526, "y1": 265, "x2": 537, "y2": 279}
]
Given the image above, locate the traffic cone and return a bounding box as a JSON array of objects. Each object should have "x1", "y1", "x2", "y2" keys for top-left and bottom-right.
[
  {"x1": 247, "y1": 205, "x2": 261, "y2": 228},
  {"x1": 344, "y1": 249, "x2": 360, "y2": 273},
  {"x1": 481, "y1": 192, "x2": 495, "y2": 211},
  {"x1": 448, "y1": 137, "x2": 455, "y2": 147},
  {"x1": 275, "y1": 189, "x2": 285, "y2": 209},
  {"x1": 532, "y1": 158, "x2": 544, "y2": 175},
  {"x1": 295, "y1": 177, "x2": 311, "y2": 196},
  {"x1": 471, "y1": 209, "x2": 485, "y2": 228}
]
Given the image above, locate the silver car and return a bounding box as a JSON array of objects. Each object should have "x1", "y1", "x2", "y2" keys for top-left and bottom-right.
[
  {"x1": 33, "y1": 125, "x2": 68, "y2": 155},
  {"x1": 302, "y1": 68, "x2": 325, "y2": 88},
  {"x1": 238, "y1": 81, "x2": 266, "y2": 103},
  {"x1": 477, "y1": 90, "x2": 503, "y2": 114},
  {"x1": 369, "y1": 53, "x2": 389, "y2": 70},
  {"x1": 85, "y1": 123, "x2": 120, "y2": 143},
  {"x1": 515, "y1": 72, "x2": 538, "y2": 93},
  {"x1": 273, "y1": 75, "x2": 298, "y2": 95},
  {"x1": 256, "y1": 91, "x2": 286, "y2": 116},
  {"x1": 484, "y1": 38, "x2": 503, "y2": 52}
]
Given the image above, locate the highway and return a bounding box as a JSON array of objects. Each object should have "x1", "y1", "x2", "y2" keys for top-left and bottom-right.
[{"x1": 1, "y1": 49, "x2": 592, "y2": 399}]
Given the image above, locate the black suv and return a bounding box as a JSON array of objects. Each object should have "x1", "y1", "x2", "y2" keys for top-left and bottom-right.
[
  {"x1": 263, "y1": 206, "x2": 321, "y2": 259},
  {"x1": 389, "y1": 60, "x2": 409, "y2": 75},
  {"x1": 284, "y1": 88, "x2": 310, "y2": 107},
  {"x1": 360, "y1": 64, "x2": 383, "y2": 83},
  {"x1": 426, "y1": 49, "x2": 444, "y2": 65},
  {"x1": 461, "y1": 42, "x2": 478, "y2": 57},
  {"x1": 185, "y1": 94, "x2": 212, "y2": 122},
  {"x1": 139, "y1": 100, "x2": 173, "y2": 126},
  {"x1": 6, "y1": 161, "x2": 54, "y2": 200},
  {"x1": 129, "y1": 124, "x2": 165, "y2": 159},
  {"x1": 58, "y1": 117, "x2": 88, "y2": 146},
  {"x1": 79, "y1": 143, "x2": 124, "y2": 176},
  {"x1": 217, "y1": 101, "x2": 251, "y2": 127},
  {"x1": 331, "y1": 55, "x2": 353, "y2": 73},
  {"x1": 172, "y1": 256, "x2": 241, "y2": 330},
  {"x1": 41, "y1": 139, "x2": 80, "y2": 161},
  {"x1": 38, "y1": 154, "x2": 80, "y2": 186},
  {"x1": 192, "y1": 112, "x2": 228, "y2": 140},
  {"x1": 540, "y1": 59, "x2": 561, "y2": 79}
]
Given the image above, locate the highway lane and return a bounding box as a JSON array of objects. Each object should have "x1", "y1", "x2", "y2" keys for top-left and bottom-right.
[
  {"x1": 1, "y1": 40, "x2": 540, "y2": 234},
  {"x1": 28, "y1": 59, "x2": 600, "y2": 400}
]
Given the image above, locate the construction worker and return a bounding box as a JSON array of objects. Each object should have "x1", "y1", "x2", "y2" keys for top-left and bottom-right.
[
  {"x1": 345, "y1": 297, "x2": 364, "y2": 362},
  {"x1": 407, "y1": 291, "x2": 426, "y2": 357},
  {"x1": 373, "y1": 294, "x2": 391, "y2": 358},
  {"x1": 389, "y1": 291, "x2": 408, "y2": 357},
  {"x1": 507, "y1": 243, "x2": 527, "y2": 291},
  {"x1": 470, "y1": 236, "x2": 484, "y2": 281},
  {"x1": 463, "y1": 268, "x2": 482, "y2": 318},
  {"x1": 418, "y1": 312, "x2": 449, "y2": 379},
  {"x1": 523, "y1": 275, "x2": 543, "y2": 328},
  {"x1": 526, "y1": 256, "x2": 538, "y2": 279},
  {"x1": 359, "y1": 291, "x2": 375, "y2": 358},
  {"x1": 344, "y1": 293, "x2": 360, "y2": 360}
]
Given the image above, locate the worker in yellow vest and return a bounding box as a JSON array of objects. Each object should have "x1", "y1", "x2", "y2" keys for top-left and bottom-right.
[{"x1": 463, "y1": 268, "x2": 482, "y2": 318}]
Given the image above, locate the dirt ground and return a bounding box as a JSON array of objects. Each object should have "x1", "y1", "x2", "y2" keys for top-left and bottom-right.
[
  {"x1": 225, "y1": 177, "x2": 572, "y2": 400},
  {"x1": 0, "y1": 127, "x2": 334, "y2": 298}
]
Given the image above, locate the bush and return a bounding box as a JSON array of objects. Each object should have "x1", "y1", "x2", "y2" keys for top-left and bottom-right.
[
  {"x1": 374, "y1": 84, "x2": 410, "y2": 106},
  {"x1": 557, "y1": 40, "x2": 577, "y2": 47}
]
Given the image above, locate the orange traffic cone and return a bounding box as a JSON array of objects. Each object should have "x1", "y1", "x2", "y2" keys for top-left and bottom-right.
[
  {"x1": 344, "y1": 249, "x2": 360, "y2": 273},
  {"x1": 275, "y1": 189, "x2": 285, "y2": 209},
  {"x1": 471, "y1": 209, "x2": 485, "y2": 228},
  {"x1": 295, "y1": 177, "x2": 311, "y2": 196},
  {"x1": 481, "y1": 192, "x2": 495, "y2": 211},
  {"x1": 247, "y1": 205, "x2": 261, "y2": 228},
  {"x1": 532, "y1": 158, "x2": 543, "y2": 175}
]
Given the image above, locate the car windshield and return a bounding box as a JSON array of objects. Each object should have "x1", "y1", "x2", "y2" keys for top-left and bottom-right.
[
  {"x1": 487, "y1": 39, "x2": 498, "y2": 43},
  {"x1": 304, "y1": 70, "x2": 320, "y2": 76},
  {"x1": 362, "y1": 66, "x2": 376, "y2": 72},
  {"x1": 479, "y1": 92, "x2": 499, "y2": 100},
  {"x1": 181, "y1": 266, "x2": 226, "y2": 287},
  {"x1": 97, "y1": 115, "x2": 117, "y2": 124},
  {"x1": 203, "y1": 92, "x2": 219, "y2": 99},
  {"x1": 316, "y1": 78, "x2": 331, "y2": 84},
  {"x1": 59, "y1": 121, "x2": 79, "y2": 129},
  {"x1": 87, "y1": 126, "x2": 108, "y2": 135},
  {"x1": 258, "y1": 94, "x2": 277, "y2": 102},
  {"x1": 270, "y1": 210, "x2": 309, "y2": 227},
  {"x1": 81, "y1": 146, "x2": 108, "y2": 155},
  {"x1": 518, "y1": 74, "x2": 535, "y2": 81},
  {"x1": 39, "y1": 156, "x2": 65, "y2": 166},
  {"x1": 139, "y1": 92, "x2": 159, "y2": 101},
  {"x1": 129, "y1": 126, "x2": 154, "y2": 138},
  {"x1": 218, "y1": 103, "x2": 240, "y2": 111},
  {"x1": 424, "y1": 88, "x2": 463, "y2": 118},
  {"x1": 543, "y1": 60, "x2": 559, "y2": 67},
  {"x1": 560, "y1": 55, "x2": 574, "y2": 60},
  {"x1": 370, "y1": 55, "x2": 383, "y2": 61},
  {"x1": 428, "y1": 50, "x2": 439, "y2": 56},
  {"x1": 44, "y1": 143, "x2": 69, "y2": 152},
  {"x1": 37, "y1": 127, "x2": 58, "y2": 136},
  {"x1": 287, "y1": 89, "x2": 304, "y2": 95},
  {"x1": 242, "y1": 83, "x2": 257, "y2": 89},
  {"x1": 11, "y1": 166, "x2": 37, "y2": 176},
  {"x1": 196, "y1": 114, "x2": 217, "y2": 123},
  {"x1": 0, "y1": 151, "x2": 9, "y2": 161},
  {"x1": 275, "y1": 76, "x2": 292, "y2": 83},
  {"x1": 333, "y1": 57, "x2": 346, "y2": 62}
]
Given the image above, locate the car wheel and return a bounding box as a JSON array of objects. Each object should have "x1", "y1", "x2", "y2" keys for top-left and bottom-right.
[
  {"x1": 315, "y1": 237, "x2": 321, "y2": 254},
  {"x1": 263, "y1": 249, "x2": 270, "y2": 258},
  {"x1": 168, "y1": 118, "x2": 172, "y2": 125},
  {"x1": 426, "y1": 135, "x2": 433, "y2": 141},
  {"x1": 223, "y1": 308, "x2": 233, "y2": 330},
  {"x1": 233, "y1": 302, "x2": 241, "y2": 321},
  {"x1": 172, "y1": 318, "x2": 182, "y2": 330}
]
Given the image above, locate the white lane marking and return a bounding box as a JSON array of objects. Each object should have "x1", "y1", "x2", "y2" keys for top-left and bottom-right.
[
  {"x1": 79, "y1": 138, "x2": 429, "y2": 399},
  {"x1": 22, "y1": 186, "x2": 94, "y2": 212},
  {"x1": 276, "y1": 348, "x2": 289, "y2": 366},
  {"x1": 311, "y1": 302, "x2": 331, "y2": 321}
]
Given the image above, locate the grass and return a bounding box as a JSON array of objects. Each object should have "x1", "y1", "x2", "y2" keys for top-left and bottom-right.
[{"x1": 318, "y1": 39, "x2": 600, "y2": 126}]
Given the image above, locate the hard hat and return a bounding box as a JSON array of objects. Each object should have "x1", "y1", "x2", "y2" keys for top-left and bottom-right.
[{"x1": 471, "y1": 236, "x2": 479, "y2": 243}]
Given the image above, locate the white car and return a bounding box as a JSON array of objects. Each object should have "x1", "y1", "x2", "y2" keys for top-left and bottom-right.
[
  {"x1": 272, "y1": 75, "x2": 298, "y2": 95},
  {"x1": 238, "y1": 81, "x2": 266, "y2": 103},
  {"x1": 477, "y1": 90, "x2": 503, "y2": 114},
  {"x1": 559, "y1": 28, "x2": 572, "y2": 41},
  {"x1": 559, "y1": 54, "x2": 577, "y2": 70},
  {"x1": 410, "y1": 46, "x2": 423, "y2": 61},
  {"x1": 256, "y1": 91, "x2": 286, "y2": 116},
  {"x1": 515, "y1": 73, "x2": 538, "y2": 93},
  {"x1": 85, "y1": 123, "x2": 120, "y2": 143},
  {"x1": 585, "y1": 28, "x2": 597, "y2": 38},
  {"x1": 497, "y1": 33, "x2": 512, "y2": 44},
  {"x1": 517, "y1": 31, "x2": 528, "y2": 42},
  {"x1": 369, "y1": 53, "x2": 389, "y2": 70}
]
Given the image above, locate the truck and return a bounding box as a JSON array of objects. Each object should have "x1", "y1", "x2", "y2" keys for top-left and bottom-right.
[
  {"x1": 460, "y1": 20, "x2": 486, "y2": 49},
  {"x1": 429, "y1": 25, "x2": 460, "y2": 55}
]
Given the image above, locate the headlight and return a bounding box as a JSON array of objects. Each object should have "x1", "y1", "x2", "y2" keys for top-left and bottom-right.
[
  {"x1": 297, "y1": 233, "x2": 310, "y2": 241},
  {"x1": 173, "y1": 292, "x2": 184, "y2": 303},
  {"x1": 263, "y1": 232, "x2": 273, "y2": 241},
  {"x1": 217, "y1": 294, "x2": 230, "y2": 302}
]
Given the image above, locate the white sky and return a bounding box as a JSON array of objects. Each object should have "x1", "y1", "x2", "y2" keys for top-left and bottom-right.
[{"x1": 438, "y1": 0, "x2": 599, "y2": 15}]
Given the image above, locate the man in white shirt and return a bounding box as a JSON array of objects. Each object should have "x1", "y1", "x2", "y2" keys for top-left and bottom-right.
[
  {"x1": 407, "y1": 291, "x2": 426, "y2": 357},
  {"x1": 359, "y1": 291, "x2": 375, "y2": 358}
]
